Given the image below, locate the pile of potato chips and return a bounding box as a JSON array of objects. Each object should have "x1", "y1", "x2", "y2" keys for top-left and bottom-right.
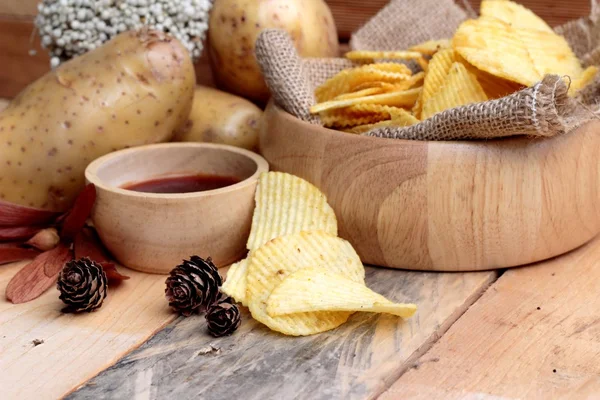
[
  {"x1": 222, "y1": 172, "x2": 416, "y2": 336},
  {"x1": 311, "y1": 0, "x2": 598, "y2": 133}
]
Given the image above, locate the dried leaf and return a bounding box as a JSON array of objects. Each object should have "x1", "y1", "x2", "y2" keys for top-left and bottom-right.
[
  {"x1": 61, "y1": 184, "x2": 96, "y2": 241},
  {"x1": 74, "y1": 227, "x2": 129, "y2": 283},
  {"x1": 0, "y1": 226, "x2": 42, "y2": 241},
  {"x1": 0, "y1": 247, "x2": 40, "y2": 265},
  {"x1": 101, "y1": 262, "x2": 130, "y2": 283},
  {"x1": 5, "y1": 244, "x2": 72, "y2": 304},
  {"x1": 0, "y1": 199, "x2": 60, "y2": 227},
  {"x1": 25, "y1": 228, "x2": 60, "y2": 251}
]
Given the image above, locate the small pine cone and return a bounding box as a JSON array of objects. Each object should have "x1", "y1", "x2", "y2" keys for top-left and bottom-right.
[
  {"x1": 206, "y1": 296, "x2": 241, "y2": 337},
  {"x1": 57, "y1": 257, "x2": 107, "y2": 312},
  {"x1": 165, "y1": 256, "x2": 222, "y2": 316}
]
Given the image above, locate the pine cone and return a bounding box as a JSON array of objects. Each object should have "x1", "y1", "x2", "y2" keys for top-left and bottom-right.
[
  {"x1": 57, "y1": 257, "x2": 107, "y2": 312},
  {"x1": 165, "y1": 256, "x2": 222, "y2": 316},
  {"x1": 206, "y1": 296, "x2": 241, "y2": 337}
]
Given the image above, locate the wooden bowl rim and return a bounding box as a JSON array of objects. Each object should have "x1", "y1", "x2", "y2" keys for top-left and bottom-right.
[
  {"x1": 85, "y1": 142, "x2": 269, "y2": 199},
  {"x1": 269, "y1": 101, "x2": 556, "y2": 147}
]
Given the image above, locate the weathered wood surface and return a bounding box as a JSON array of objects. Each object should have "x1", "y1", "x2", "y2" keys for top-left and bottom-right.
[
  {"x1": 0, "y1": 0, "x2": 592, "y2": 98},
  {"x1": 0, "y1": 261, "x2": 176, "y2": 400},
  {"x1": 69, "y1": 267, "x2": 497, "y2": 400},
  {"x1": 382, "y1": 235, "x2": 600, "y2": 399}
]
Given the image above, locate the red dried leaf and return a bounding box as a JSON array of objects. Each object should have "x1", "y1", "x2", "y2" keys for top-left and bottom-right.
[
  {"x1": 61, "y1": 184, "x2": 96, "y2": 241},
  {"x1": 0, "y1": 226, "x2": 41, "y2": 241},
  {"x1": 5, "y1": 244, "x2": 72, "y2": 304},
  {"x1": 0, "y1": 247, "x2": 40, "y2": 265},
  {"x1": 0, "y1": 199, "x2": 60, "y2": 227},
  {"x1": 74, "y1": 227, "x2": 109, "y2": 262},
  {"x1": 74, "y1": 227, "x2": 130, "y2": 283},
  {"x1": 101, "y1": 262, "x2": 130, "y2": 283}
]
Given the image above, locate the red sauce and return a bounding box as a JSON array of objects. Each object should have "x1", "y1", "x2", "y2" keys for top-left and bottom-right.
[{"x1": 122, "y1": 174, "x2": 241, "y2": 194}]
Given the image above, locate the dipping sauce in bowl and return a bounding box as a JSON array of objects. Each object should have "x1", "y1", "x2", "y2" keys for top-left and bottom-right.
[{"x1": 122, "y1": 174, "x2": 242, "y2": 194}]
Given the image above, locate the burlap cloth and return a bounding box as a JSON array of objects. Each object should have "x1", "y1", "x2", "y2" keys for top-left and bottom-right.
[{"x1": 255, "y1": 0, "x2": 600, "y2": 141}]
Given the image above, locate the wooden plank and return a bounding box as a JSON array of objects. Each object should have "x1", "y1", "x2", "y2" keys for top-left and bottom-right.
[
  {"x1": 0, "y1": 0, "x2": 38, "y2": 17},
  {"x1": 0, "y1": 17, "x2": 50, "y2": 99},
  {"x1": 0, "y1": 1, "x2": 592, "y2": 98},
  {"x1": 0, "y1": 261, "x2": 177, "y2": 400},
  {"x1": 68, "y1": 267, "x2": 497, "y2": 399},
  {"x1": 382, "y1": 236, "x2": 600, "y2": 399},
  {"x1": 326, "y1": 0, "x2": 591, "y2": 39},
  {"x1": 0, "y1": 17, "x2": 214, "y2": 99}
]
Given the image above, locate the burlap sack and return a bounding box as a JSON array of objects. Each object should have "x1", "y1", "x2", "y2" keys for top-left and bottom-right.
[{"x1": 255, "y1": 0, "x2": 600, "y2": 141}]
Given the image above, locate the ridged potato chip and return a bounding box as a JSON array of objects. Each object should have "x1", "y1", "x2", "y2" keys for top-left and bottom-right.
[
  {"x1": 421, "y1": 62, "x2": 488, "y2": 120},
  {"x1": 569, "y1": 65, "x2": 599, "y2": 95},
  {"x1": 345, "y1": 50, "x2": 423, "y2": 61},
  {"x1": 480, "y1": 0, "x2": 553, "y2": 33},
  {"x1": 311, "y1": 87, "x2": 421, "y2": 113},
  {"x1": 520, "y1": 28, "x2": 582, "y2": 79},
  {"x1": 246, "y1": 231, "x2": 365, "y2": 336},
  {"x1": 421, "y1": 49, "x2": 457, "y2": 104},
  {"x1": 461, "y1": 58, "x2": 525, "y2": 99},
  {"x1": 453, "y1": 17, "x2": 541, "y2": 86},
  {"x1": 333, "y1": 87, "x2": 385, "y2": 100},
  {"x1": 221, "y1": 258, "x2": 250, "y2": 306},
  {"x1": 369, "y1": 62, "x2": 413, "y2": 75},
  {"x1": 315, "y1": 65, "x2": 412, "y2": 102},
  {"x1": 345, "y1": 108, "x2": 419, "y2": 134},
  {"x1": 409, "y1": 39, "x2": 452, "y2": 56},
  {"x1": 224, "y1": 172, "x2": 339, "y2": 306},
  {"x1": 247, "y1": 172, "x2": 338, "y2": 251},
  {"x1": 266, "y1": 267, "x2": 417, "y2": 318}
]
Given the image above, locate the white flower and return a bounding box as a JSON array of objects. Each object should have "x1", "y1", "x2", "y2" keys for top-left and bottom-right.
[{"x1": 35, "y1": 0, "x2": 212, "y2": 67}]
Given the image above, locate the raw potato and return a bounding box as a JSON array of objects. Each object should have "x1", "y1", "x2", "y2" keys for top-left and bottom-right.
[
  {"x1": 209, "y1": 0, "x2": 339, "y2": 102},
  {"x1": 0, "y1": 30, "x2": 195, "y2": 211},
  {"x1": 174, "y1": 86, "x2": 262, "y2": 150}
]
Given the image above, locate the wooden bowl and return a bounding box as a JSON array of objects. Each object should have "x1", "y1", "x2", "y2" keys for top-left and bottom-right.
[
  {"x1": 260, "y1": 102, "x2": 600, "y2": 271},
  {"x1": 85, "y1": 143, "x2": 269, "y2": 274}
]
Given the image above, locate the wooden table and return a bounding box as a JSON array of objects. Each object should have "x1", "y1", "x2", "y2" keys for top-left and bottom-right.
[{"x1": 2, "y1": 229, "x2": 600, "y2": 399}]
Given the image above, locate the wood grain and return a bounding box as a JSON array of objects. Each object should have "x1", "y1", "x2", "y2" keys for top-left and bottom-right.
[
  {"x1": 68, "y1": 267, "x2": 497, "y2": 400},
  {"x1": 260, "y1": 103, "x2": 600, "y2": 271},
  {"x1": 0, "y1": 0, "x2": 37, "y2": 17},
  {"x1": 0, "y1": 261, "x2": 176, "y2": 400},
  {"x1": 382, "y1": 235, "x2": 600, "y2": 399}
]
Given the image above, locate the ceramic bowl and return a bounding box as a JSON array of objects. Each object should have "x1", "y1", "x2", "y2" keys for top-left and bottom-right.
[
  {"x1": 259, "y1": 101, "x2": 600, "y2": 271},
  {"x1": 85, "y1": 143, "x2": 268, "y2": 274}
]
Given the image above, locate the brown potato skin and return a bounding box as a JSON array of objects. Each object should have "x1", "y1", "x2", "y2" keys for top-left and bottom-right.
[
  {"x1": 209, "y1": 0, "x2": 339, "y2": 103},
  {"x1": 174, "y1": 86, "x2": 262, "y2": 150},
  {"x1": 0, "y1": 30, "x2": 195, "y2": 211}
]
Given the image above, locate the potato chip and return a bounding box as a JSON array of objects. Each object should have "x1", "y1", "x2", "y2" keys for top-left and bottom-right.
[
  {"x1": 345, "y1": 109, "x2": 419, "y2": 134},
  {"x1": 520, "y1": 28, "x2": 583, "y2": 79},
  {"x1": 461, "y1": 57, "x2": 525, "y2": 99},
  {"x1": 333, "y1": 87, "x2": 384, "y2": 100},
  {"x1": 320, "y1": 111, "x2": 388, "y2": 128},
  {"x1": 266, "y1": 267, "x2": 417, "y2": 318},
  {"x1": 311, "y1": 87, "x2": 421, "y2": 113},
  {"x1": 368, "y1": 62, "x2": 413, "y2": 75},
  {"x1": 315, "y1": 65, "x2": 411, "y2": 102},
  {"x1": 416, "y1": 57, "x2": 429, "y2": 72},
  {"x1": 409, "y1": 39, "x2": 452, "y2": 56},
  {"x1": 453, "y1": 17, "x2": 541, "y2": 86},
  {"x1": 345, "y1": 50, "x2": 423, "y2": 61},
  {"x1": 246, "y1": 231, "x2": 365, "y2": 336},
  {"x1": 417, "y1": 48, "x2": 458, "y2": 118},
  {"x1": 247, "y1": 172, "x2": 338, "y2": 251},
  {"x1": 390, "y1": 71, "x2": 425, "y2": 91},
  {"x1": 421, "y1": 62, "x2": 488, "y2": 120},
  {"x1": 480, "y1": 0, "x2": 553, "y2": 33},
  {"x1": 221, "y1": 258, "x2": 250, "y2": 306},
  {"x1": 569, "y1": 65, "x2": 599, "y2": 95}
]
